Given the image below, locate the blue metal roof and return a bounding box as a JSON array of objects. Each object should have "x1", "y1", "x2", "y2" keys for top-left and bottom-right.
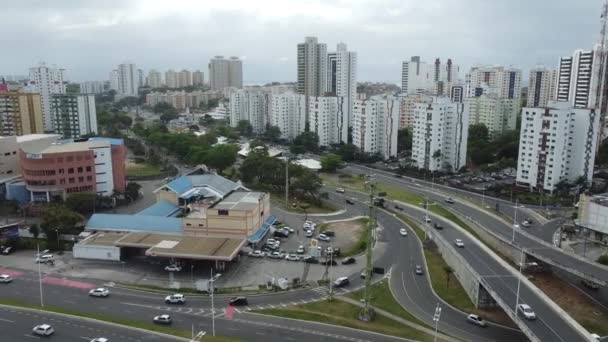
[
  {"x1": 165, "y1": 176, "x2": 193, "y2": 194},
  {"x1": 136, "y1": 200, "x2": 182, "y2": 217},
  {"x1": 88, "y1": 137, "x2": 124, "y2": 145},
  {"x1": 86, "y1": 214, "x2": 182, "y2": 233},
  {"x1": 247, "y1": 215, "x2": 276, "y2": 243}
]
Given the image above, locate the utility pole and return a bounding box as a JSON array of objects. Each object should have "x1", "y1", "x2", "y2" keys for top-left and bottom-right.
[{"x1": 359, "y1": 180, "x2": 377, "y2": 322}]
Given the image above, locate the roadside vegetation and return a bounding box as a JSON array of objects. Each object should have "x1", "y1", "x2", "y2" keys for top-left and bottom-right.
[{"x1": 126, "y1": 161, "x2": 163, "y2": 177}]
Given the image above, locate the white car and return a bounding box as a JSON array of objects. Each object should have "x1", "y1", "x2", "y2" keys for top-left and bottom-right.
[
  {"x1": 305, "y1": 230, "x2": 314, "y2": 238},
  {"x1": 284, "y1": 226, "x2": 295, "y2": 233},
  {"x1": 296, "y1": 245, "x2": 305, "y2": 254},
  {"x1": 91, "y1": 338, "x2": 109, "y2": 342},
  {"x1": 399, "y1": 228, "x2": 408, "y2": 236},
  {"x1": 89, "y1": 288, "x2": 110, "y2": 297},
  {"x1": 268, "y1": 251, "x2": 284, "y2": 259},
  {"x1": 318, "y1": 233, "x2": 331, "y2": 242},
  {"x1": 424, "y1": 216, "x2": 431, "y2": 223},
  {"x1": 153, "y1": 314, "x2": 172, "y2": 324},
  {"x1": 454, "y1": 239, "x2": 464, "y2": 248},
  {"x1": 333, "y1": 276, "x2": 349, "y2": 287},
  {"x1": 521, "y1": 220, "x2": 531, "y2": 227},
  {"x1": 267, "y1": 238, "x2": 277, "y2": 245},
  {"x1": 466, "y1": 314, "x2": 487, "y2": 327},
  {"x1": 165, "y1": 294, "x2": 185, "y2": 304},
  {"x1": 32, "y1": 324, "x2": 54, "y2": 336},
  {"x1": 164, "y1": 264, "x2": 182, "y2": 272},
  {"x1": 285, "y1": 254, "x2": 300, "y2": 261},
  {"x1": 35, "y1": 254, "x2": 54, "y2": 263},
  {"x1": 303, "y1": 222, "x2": 316, "y2": 230},
  {"x1": 336, "y1": 188, "x2": 345, "y2": 193},
  {"x1": 0, "y1": 274, "x2": 12, "y2": 283},
  {"x1": 248, "y1": 250, "x2": 265, "y2": 258},
  {"x1": 517, "y1": 304, "x2": 536, "y2": 320}
]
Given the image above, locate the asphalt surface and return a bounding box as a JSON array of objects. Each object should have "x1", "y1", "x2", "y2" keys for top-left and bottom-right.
[{"x1": 0, "y1": 305, "x2": 184, "y2": 341}]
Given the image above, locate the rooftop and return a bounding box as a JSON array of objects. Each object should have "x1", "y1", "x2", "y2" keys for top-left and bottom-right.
[
  {"x1": 15, "y1": 134, "x2": 62, "y2": 143},
  {"x1": 40, "y1": 140, "x2": 110, "y2": 154},
  {"x1": 238, "y1": 143, "x2": 283, "y2": 158},
  {"x1": 78, "y1": 232, "x2": 127, "y2": 246},
  {"x1": 294, "y1": 158, "x2": 322, "y2": 171},
  {"x1": 136, "y1": 200, "x2": 182, "y2": 217},
  {"x1": 155, "y1": 174, "x2": 242, "y2": 199},
  {"x1": 86, "y1": 214, "x2": 183, "y2": 233},
  {"x1": 212, "y1": 191, "x2": 265, "y2": 211},
  {"x1": 88, "y1": 137, "x2": 124, "y2": 146}
]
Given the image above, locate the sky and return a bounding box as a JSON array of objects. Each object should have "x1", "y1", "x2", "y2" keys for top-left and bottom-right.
[{"x1": 0, "y1": 0, "x2": 602, "y2": 85}]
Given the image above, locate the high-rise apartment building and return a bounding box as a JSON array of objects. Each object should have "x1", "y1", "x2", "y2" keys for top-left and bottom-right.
[
  {"x1": 147, "y1": 69, "x2": 163, "y2": 88},
  {"x1": 326, "y1": 43, "x2": 356, "y2": 143},
  {"x1": 516, "y1": 101, "x2": 599, "y2": 193},
  {"x1": 556, "y1": 47, "x2": 603, "y2": 109},
  {"x1": 308, "y1": 96, "x2": 342, "y2": 146},
  {"x1": 398, "y1": 94, "x2": 433, "y2": 128},
  {"x1": 450, "y1": 85, "x2": 465, "y2": 103},
  {"x1": 177, "y1": 70, "x2": 193, "y2": 88},
  {"x1": 109, "y1": 70, "x2": 119, "y2": 92},
  {"x1": 401, "y1": 57, "x2": 458, "y2": 96},
  {"x1": 269, "y1": 93, "x2": 306, "y2": 140},
  {"x1": 192, "y1": 70, "x2": 204, "y2": 86},
  {"x1": 229, "y1": 90, "x2": 267, "y2": 133},
  {"x1": 51, "y1": 94, "x2": 98, "y2": 139},
  {"x1": 0, "y1": 93, "x2": 44, "y2": 135},
  {"x1": 432, "y1": 58, "x2": 459, "y2": 96},
  {"x1": 27, "y1": 63, "x2": 66, "y2": 131},
  {"x1": 115, "y1": 63, "x2": 138, "y2": 96},
  {"x1": 80, "y1": 81, "x2": 105, "y2": 94},
  {"x1": 412, "y1": 97, "x2": 469, "y2": 172},
  {"x1": 165, "y1": 69, "x2": 178, "y2": 89},
  {"x1": 527, "y1": 67, "x2": 557, "y2": 108},
  {"x1": 209, "y1": 56, "x2": 243, "y2": 91},
  {"x1": 137, "y1": 69, "x2": 145, "y2": 88},
  {"x1": 465, "y1": 94, "x2": 518, "y2": 134},
  {"x1": 465, "y1": 66, "x2": 522, "y2": 99},
  {"x1": 352, "y1": 96, "x2": 400, "y2": 160},
  {"x1": 297, "y1": 37, "x2": 327, "y2": 97}
]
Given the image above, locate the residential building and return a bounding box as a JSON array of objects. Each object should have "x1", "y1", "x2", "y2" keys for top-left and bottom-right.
[
  {"x1": 18, "y1": 137, "x2": 126, "y2": 201},
  {"x1": 297, "y1": 36, "x2": 327, "y2": 97},
  {"x1": 326, "y1": 42, "x2": 356, "y2": 142},
  {"x1": 209, "y1": 56, "x2": 243, "y2": 91},
  {"x1": 115, "y1": 63, "x2": 138, "y2": 96},
  {"x1": 109, "y1": 69, "x2": 119, "y2": 92},
  {"x1": 229, "y1": 90, "x2": 268, "y2": 133},
  {"x1": 147, "y1": 69, "x2": 163, "y2": 88},
  {"x1": 137, "y1": 69, "x2": 145, "y2": 88},
  {"x1": 0, "y1": 92, "x2": 44, "y2": 135},
  {"x1": 192, "y1": 70, "x2": 204, "y2": 86},
  {"x1": 0, "y1": 134, "x2": 60, "y2": 178},
  {"x1": 165, "y1": 69, "x2": 178, "y2": 88},
  {"x1": 269, "y1": 93, "x2": 306, "y2": 140},
  {"x1": 516, "y1": 101, "x2": 599, "y2": 193},
  {"x1": 352, "y1": 96, "x2": 400, "y2": 159},
  {"x1": 556, "y1": 47, "x2": 604, "y2": 109},
  {"x1": 465, "y1": 65, "x2": 522, "y2": 100},
  {"x1": 51, "y1": 94, "x2": 97, "y2": 138},
  {"x1": 528, "y1": 67, "x2": 557, "y2": 107},
  {"x1": 450, "y1": 84, "x2": 465, "y2": 103},
  {"x1": 411, "y1": 97, "x2": 469, "y2": 172},
  {"x1": 146, "y1": 91, "x2": 222, "y2": 110},
  {"x1": 465, "y1": 94, "x2": 518, "y2": 134},
  {"x1": 26, "y1": 63, "x2": 66, "y2": 131},
  {"x1": 398, "y1": 94, "x2": 433, "y2": 128},
  {"x1": 401, "y1": 56, "x2": 432, "y2": 95},
  {"x1": 308, "y1": 96, "x2": 341, "y2": 146},
  {"x1": 432, "y1": 58, "x2": 459, "y2": 96},
  {"x1": 80, "y1": 81, "x2": 105, "y2": 94},
  {"x1": 177, "y1": 70, "x2": 193, "y2": 88}
]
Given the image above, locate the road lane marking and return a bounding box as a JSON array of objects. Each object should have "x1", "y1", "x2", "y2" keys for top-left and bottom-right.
[
  {"x1": 23, "y1": 334, "x2": 41, "y2": 339},
  {"x1": 0, "y1": 318, "x2": 15, "y2": 323}
]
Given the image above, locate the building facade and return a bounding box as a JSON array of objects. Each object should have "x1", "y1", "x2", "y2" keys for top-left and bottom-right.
[
  {"x1": 326, "y1": 42, "x2": 356, "y2": 141},
  {"x1": 192, "y1": 70, "x2": 204, "y2": 86},
  {"x1": 146, "y1": 91, "x2": 222, "y2": 110},
  {"x1": 147, "y1": 69, "x2": 163, "y2": 88},
  {"x1": 51, "y1": 94, "x2": 98, "y2": 138},
  {"x1": 109, "y1": 70, "x2": 119, "y2": 92},
  {"x1": 177, "y1": 70, "x2": 193, "y2": 88},
  {"x1": 352, "y1": 96, "x2": 400, "y2": 160},
  {"x1": 398, "y1": 94, "x2": 433, "y2": 128},
  {"x1": 556, "y1": 47, "x2": 603, "y2": 109},
  {"x1": 0, "y1": 134, "x2": 60, "y2": 178},
  {"x1": 27, "y1": 64, "x2": 66, "y2": 131},
  {"x1": 528, "y1": 67, "x2": 557, "y2": 108},
  {"x1": 297, "y1": 36, "x2": 327, "y2": 97},
  {"x1": 465, "y1": 94, "x2": 518, "y2": 135},
  {"x1": 516, "y1": 101, "x2": 600, "y2": 193},
  {"x1": 0, "y1": 93, "x2": 44, "y2": 135},
  {"x1": 80, "y1": 81, "x2": 105, "y2": 94},
  {"x1": 229, "y1": 90, "x2": 268, "y2": 133},
  {"x1": 577, "y1": 194, "x2": 608, "y2": 242},
  {"x1": 411, "y1": 97, "x2": 469, "y2": 172},
  {"x1": 269, "y1": 93, "x2": 306, "y2": 140},
  {"x1": 209, "y1": 56, "x2": 243, "y2": 91},
  {"x1": 401, "y1": 56, "x2": 432, "y2": 95},
  {"x1": 165, "y1": 69, "x2": 178, "y2": 89},
  {"x1": 116, "y1": 63, "x2": 138, "y2": 96}
]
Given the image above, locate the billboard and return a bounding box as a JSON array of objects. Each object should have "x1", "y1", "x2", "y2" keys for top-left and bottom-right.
[{"x1": 0, "y1": 224, "x2": 19, "y2": 239}]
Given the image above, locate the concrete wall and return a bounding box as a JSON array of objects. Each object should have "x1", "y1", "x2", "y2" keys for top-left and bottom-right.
[{"x1": 73, "y1": 244, "x2": 120, "y2": 261}]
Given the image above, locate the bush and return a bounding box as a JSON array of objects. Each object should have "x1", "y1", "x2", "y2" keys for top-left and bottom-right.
[{"x1": 598, "y1": 254, "x2": 608, "y2": 265}]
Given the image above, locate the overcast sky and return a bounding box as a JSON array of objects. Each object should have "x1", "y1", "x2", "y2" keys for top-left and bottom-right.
[{"x1": 0, "y1": 0, "x2": 602, "y2": 85}]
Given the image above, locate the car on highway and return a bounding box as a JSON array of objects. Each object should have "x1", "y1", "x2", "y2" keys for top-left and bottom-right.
[
  {"x1": 424, "y1": 216, "x2": 431, "y2": 223},
  {"x1": 321, "y1": 259, "x2": 337, "y2": 266},
  {"x1": 333, "y1": 276, "x2": 349, "y2": 287},
  {"x1": 399, "y1": 228, "x2": 408, "y2": 236},
  {"x1": 305, "y1": 230, "x2": 314, "y2": 237},
  {"x1": 394, "y1": 204, "x2": 403, "y2": 210},
  {"x1": 268, "y1": 251, "x2": 284, "y2": 259},
  {"x1": 345, "y1": 199, "x2": 354, "y2": 205},
  {"x1": 521, "y1": 220, "x2": 531, "y2": 227},
  {"x1": 164, "y1": 264, "x2": 182, "y2": 272},
  {"x1": 336, "y1": 188, "x2": 345, "y2": 193},
  {"x1": 415, "y1": 265, "x2": 424, "y2": 275},
  {"x1": 466, "y1": 314, "x2": 487, "y2": 327},
  {"x1": 296, "y1": 245, "x2": 305, "y2": 254},
  {"x1": 229, "y1": 296, "x2": 249, "y2": 306},
  {"x1": 285, "y1": 254, "x2": 300, "y2": 261},
  {"x1": 394, "y1": 174, "x2": 403, "y2": 178},
  {"x1": 248, "y1": 250, "x2": 265, "y2": 258},
  {"x1": 90, "y1": 338, "x2": 109, "y2": 342},
  {"x1": 303, "y1": 256, "x2": 319, "y2": 264},
  {"x1": 32, "y1": 324, "x2": 54, "y2": 336},
  {"x1": 517, "y1": 304, "x2": 536, "y2": 320},
  {"x1": 89, "y1": 287, "x2": 110, "y2": 297},
  {"x1": 35, "y1": 254, "x2": 54, "y2": 263},
  {"x1": 581, "y1": 279, "x2": 600, "y2": 290},
  {"x1": 318, "y1": 233, "x2": 331, "y2": 241},
  {"x1": 165, "y1": 294, "x2": 186, "y2": 304},
  {"x1": 153, "y1": 314, "x2": 172, "y2": 324},
  {"x1": 0, "y1": 274, "x2": 12, "y2": 283},
  {"x1": 454, "y1": 239, "x2": 465, "y2": 248},
  {"x1": 445, "y1": 198, "x2": 455, "y2": 204},
  {"x1": 341, "y1": 257, "x2": 356, "y2": 265},
  {"x1": 433, "y1": 223, "x2": 443, "y2": 230}
]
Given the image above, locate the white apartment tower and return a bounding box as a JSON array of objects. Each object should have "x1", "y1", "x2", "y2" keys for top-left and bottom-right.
[
  {"x1": 465, "y1": 65, "x2": 522, "y2": 99},
  {"x1": 352, "y1": 96, "x2": 400, "y2": 160},
  {"x1": 178, "y1": 70, "x2": 193, "y2": 88},
  {"x1": 401, "y1": 56, "x2": 432, "y2": 95},
  {"x1": 209, "y1": 56, "x2": 243, "y2": 91},
  {"x1": 109, "y1": 69, "x2": 119, "y2": 92},
  {"x1": 412, "y1": 97, "x2": 469, "y2": 172},
  {"x1": 27, "y1": 63, "x2": 66, "y2": 131},
  {"x1": 432, "y1": 58, "x2": 459, "y2": 96},
  {"x1": 398, "y1": 94, "x2": 433, "y2": 128},
  {"x1": 297, "y1": 37, "x2": 327, "y2": 97},
  {"x1": 516, "y1": 101, "x2": 599, "y2": 193},
  {"x1": 192, "y1": 70, "x2": 204, "y2": 86},
  {"x1": 326, "y1": 43, "x2": 357, "y2": 143},
  {"x1": 556, "y1": 47, "x2": 603, "y2": 109},
  {"x1": 51, "y1": 94, "x2": 98, "y2": 139},
  {"x1": 80, "y1": 81, "x2": 105, "y2": 94},
  {"x1": 308, "y1": 96, "x2": 341, "y2": 146},
  {"x1": 116, "y1": 63, "x2": 138, "y2": 96},
  {"x1": 528, "y1": 67, "x2": 557, "y2": 108},
  {"x1": 165, "y1": 69, "x2": 178, "y2": 88},
  {"x1": 147, "y1": 70, "x2": 163, "y2": 88},
  {"x1": 229, "y1": 90, "x2": 267, "y2": 133},
  {"x1": 269, "y1": 93, "x2": 306, "y2": 140},
  {"x1": 465, "y1": 94, "x2": 518, "y2": 134},
  {"x1": 137, "y1": 69, "x2": 145, "y2": 88}
]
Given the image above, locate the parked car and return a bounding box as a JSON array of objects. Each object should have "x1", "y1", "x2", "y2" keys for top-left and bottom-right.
[
  {"x1": 345, "y1": 199, "x2": 354, "y2": 205},
  {"x1": 323, "y1": 231, "x2": 335, "y2": 237},
  {"x1": 284, "y1": 226, "x2": 295, "y2": 233},
  {"x1": 582, "y1": 279, "x2": 600, "y2": 290},
  {"x1": 89, "y1": 288, "x2": 110, "y2": 297},
  {"x1": 321, "y1": 259, "x2": 337, "y2": 266},
  {"x1": 333, "y1": 276, "x2": 350, "y2": 287},
  {"x1": 394, "y1": 205, "x2": 403, "y2": 210},
  {"x1": 285, "y1": 254, "x2": 300, "y2": 261},
  {"x1": 153, "y1": 314, "x2": 172, "y2": 325},
  {"x1": 303, "y1": 256, "x2": 319, "y2": 264},
  {"x1": 296, "y1": 245, "x2": 305, "y2": 254},
  {"x1": 0, "y1": 274, "x2": 12, "y2": 283},
  {"x1": 521, "y1": 220, "x2": 531, "y2": 227},
  {"x1": 165, "y1": 264, "x2": 182, "y2": 272},
  {"x1": 1, "y1": 246, "x2": 14, "y2": 255},
  {"x1": 517, "y1": 304, "x2": 536, "y2": 320},
  {"x1": 415, "y1": 265, "x2": 424, "y2": 275},
  {"x1": 165, "y1": 294, "x2": 186, "y2": 304},
  {"x1": 318, "y1": 233, "x2": 331, "y2": 242},
  {"x1": 445, "y1": 197, "x2": 455, "y2": 204},
  {"x1": 35, "y1": 254, "x2": 54, "y2": 263},
  {"x1": 269, "y1": 251, "x2": 284, "y2": 259},
  {"x1": 248, "y1": 250, "x2": 265, "y2": 258},
  {"x1": 399, "y1": 228, "x2": 408, "y2": 236},
  {"x1": 336, "y1": 188, "x2": 346, "y2": 193},
  {"x1": 305, "y1": 230, "x2": 314, "y2": 238},
  {"x1": 466, "y1": 314, "x2": 487, "y2": 327},
  {"x1": 229, "y1": 296, "x2": 248, "y2": 306},
  {"x1": 274, "y1": 230, "x2": 289, "y2": 238},
  {"x1": 433, "y1": 223, "x2": 443, "y2": 230},
  {"x1": 341, "y1": 257, "x2": 356, "y2": 265},
  {"x1": 32, "y1": 324, "x2": 54, "y2": 336},
  {"x1": 454, "y1": 239, "x2": 465, "y2": 248}
]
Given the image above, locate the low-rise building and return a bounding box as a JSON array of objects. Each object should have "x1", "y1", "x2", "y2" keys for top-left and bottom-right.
[{"x1": 0, "y1": 134, "x2": 60, "y2": 178}]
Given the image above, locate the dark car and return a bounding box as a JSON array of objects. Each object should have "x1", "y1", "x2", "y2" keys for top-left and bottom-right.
[
  {"x1": 320, "y1": 259, "x2": 337, "y2": 266},
  {"x1": 1, "y1": 246, "x2": 14, "y2": 255},
  {"x1": 433, "y1": 223, "x2": 443, "y2": 230},
  {"x1": 394, "y1": 174, "x2": 403, "y2": 178},
  {"x1": 394, "y1": 205, "x2": 403, "y2": 210},
  {"x1": 273, "y1": 220, "x2": 282, "y2": 226},
  {"x1": 581, "y1": 279, "x2": 600, "y2": 290},
  {"x1": 345, "y1": 199, "x2": 354, "y2": 205},
  {"x1": 229, "y1": 297, "x2": 249, "y2": 306},
  {"x1": 323, "y1": 231, "x2": 335, "y2": 237},
  {"x1": 303, "y1": 256, "x2": 319, "y2": 264},
  {"x1": 273, "y1": 230, "x2": 289, "y2": 238},
  {"x1": 341, "y1": 257, "x2": 356, "y2": 265}
]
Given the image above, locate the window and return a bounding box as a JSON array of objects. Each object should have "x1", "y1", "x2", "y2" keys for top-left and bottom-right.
[
  {"x1": 218, "y1": 209, "x2": 229, "y2": 216},
  {"x1": 67, "y1": 156, "x2": 73, "y2": 162},
  {"x1": 58, "y1": 169, "x2": 64, "y2": 174},
  {"x1": 86, "y1": 166, "x2": 91, "y2": 172},
  {"x1": 68, "y1": 168, "x2": 74, "y2": 174},
  {"x1": 86, "y1": 176, "x2": 93, "y2": 181},
  {"x1": 68, "y1": 178, "x2": 75, "y2": 184},
  {"x1": 77, "y1": 167, "x2": 83, "y2": 173}
]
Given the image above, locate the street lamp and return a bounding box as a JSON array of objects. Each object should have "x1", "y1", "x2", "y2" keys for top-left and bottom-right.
[
  {"x1": 209, "y1": 269, "x2": 222, "y2": 337},
  {"x1": 433, "y1": 303, "x2": 442, "y2": 342},
  {"x1": 36, "y1": 243, "x2": 44, "y2": 307},
  {"x1": 514, "y1": 249, "x2": 525, "y2": 314}
]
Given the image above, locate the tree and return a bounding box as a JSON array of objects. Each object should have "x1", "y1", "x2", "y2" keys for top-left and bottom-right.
[
  {"x1": 598, "y1": 254, "x2": 608, "y2": 266},
  {"x1": 397, "y1": 128, "x2": 413, "y2": 152},
  {"x1": 468, "y1": 124, "x2": 489, "y2": 147},
  {"x1": 443, "y1": 265, "x2": 454, "y2": 289},
  {"x1": 264, "y1": 125, "x2": 282, "y2": 142},
  {"x1": 125, "y1": 182, "x2": 142, "y2": 202},
  {"x1": 291, "y1": 131, "x2": 319, "y2": 154},
  {"x1": 29, "y1": 224, "x2": 40, "y2": 239},
  {"x1": 65, "y1": 192, "x2": 97, "y2": 214},
  {"x1": 204, "y1": 144, "x2": 239, "y2": 174},
  {"x1": 160, "y1": 111, "x2": 179, "y2": 123},
  {"x1": 40, "y1": 205, "x2": 84, "y2": 249},
  {"x1": 237, "y1": 120, "x2": 254, "y2": 137},
  {"x1": 320, "y1": 153, "x2": 343, "y2": 173}
]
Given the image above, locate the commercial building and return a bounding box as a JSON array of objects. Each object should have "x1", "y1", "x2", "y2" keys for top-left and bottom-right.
[
  {"x1": 326, "y1": 43, "x2": 357, "y2": 134},
  {"x1": 528, "y1": 67, "x2": 557, "y2": 108},
  {"x1": 192, "y1": 70, "x2": 204, "y2": 86},
  {"x1": 465, "y1": 94, "x2": 518, "y2": 135},
  {"x1": 51, "y1": 94, "x2": 97, "y2": 138},
  {"x1": 146, "y1": 69, "x2": 163, "y2": 88},
  {"x1": 516, "y1": 101, "x2": 600, "y2": 193},
  {"x1": 577, "y1": 193, "x2": 608, "y2": 242},
  {"x1": 398, "y1": 94, "x2": 433, "y2": 128},
  {"x1": 26, "y1": 63, "x2": 66, "y2": 132},
  {"x1": 297, "y1": 36, "x2": 327, "y2": 97},
  {"x1": 209, "y1": 56, "x2": 243, "y2": 91},
  {"x1": 115, "y1": 63, "x2": 138, "y2": 96},
  {"x1": 19, "y1": 137, "x2": 126, "y2": 201},
  {"x1": 269, "y1": 93, "x2": 306, "y2": 140},
  {"x1": 0, "y1": 92, "x2": 44, "y2": 135},
  {"x1": 229, "y1": 89, "x2": 268, "y2": 133},
  {"x1": 80, "y1": 81, "x2": 105, "y2": 94},
  {"x1": 411, "y1": 97, "x2": 469, "y2": 172},
  {"x1": 352, "y1": 96, "x2": 400, "y2": 160},
  {"x1": 0, "y1": 134, "x2": 60, "y2": 178}
]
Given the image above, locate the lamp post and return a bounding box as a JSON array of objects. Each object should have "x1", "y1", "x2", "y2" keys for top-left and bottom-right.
[
  {"x1": 512, "y1": 199, "x2": 519, "y2": 243},
  {"x1": 514, "y1": 250, "x2": 525, "y2": 313},
  {"x1": 36, "y1": 243, "x2": 44, "y2": 307},
  {"x1": 209, "y1": 270, "x2": 222, "y2": 337},
  {"x1": 433, "y1": 303, "x2": 442, "y2": 342}
]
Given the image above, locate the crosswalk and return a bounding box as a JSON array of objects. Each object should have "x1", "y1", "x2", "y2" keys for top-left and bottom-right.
[{"x1": 310, "y1": 286, "x2": 351, "y2": 298}]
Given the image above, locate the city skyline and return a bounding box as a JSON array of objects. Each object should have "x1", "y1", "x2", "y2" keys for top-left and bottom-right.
[{"x1": 0, "y1": 0, "x2": 601, "y2": 84}]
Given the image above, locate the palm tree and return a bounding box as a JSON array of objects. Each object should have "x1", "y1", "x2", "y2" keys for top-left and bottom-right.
[{"x1": 443, "y1": 265, "x2": 454, "y2": 289}]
